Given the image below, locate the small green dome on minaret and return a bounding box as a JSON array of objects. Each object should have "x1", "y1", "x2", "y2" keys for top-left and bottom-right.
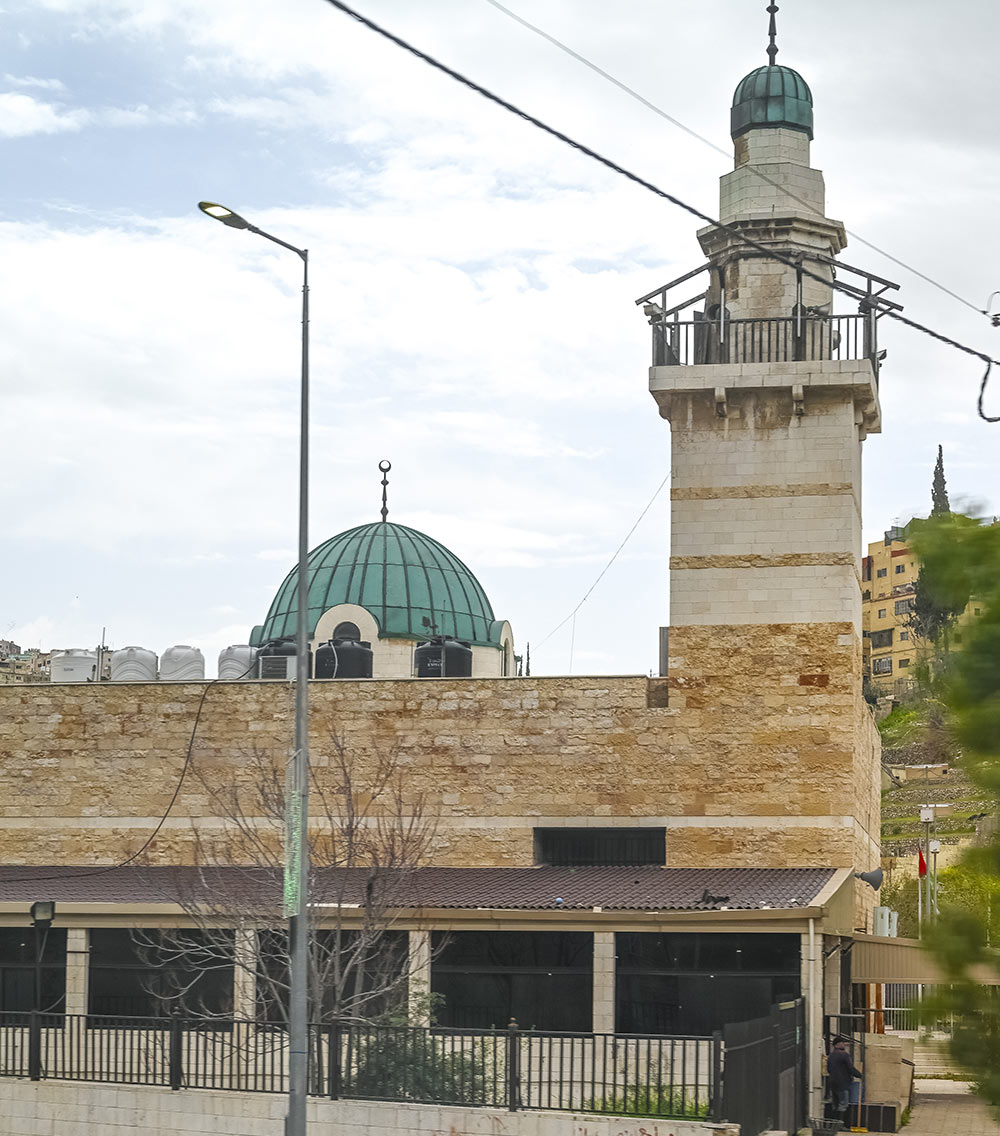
[{"x1": 731, "y1": 65, "x2": 813, "y2": 140}]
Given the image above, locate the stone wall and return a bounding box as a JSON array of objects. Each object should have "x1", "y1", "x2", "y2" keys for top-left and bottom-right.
[
  {"x1": 0, "y1": 658, "x2": 880, "y2": 888},
  {"x1": 0, "y1": 1079, "x2": 740, "y2": 1136}
]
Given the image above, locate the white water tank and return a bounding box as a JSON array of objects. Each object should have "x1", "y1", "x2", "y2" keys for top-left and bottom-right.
[
  {"x1": 110, "y1": 646, "x2": 158, "y2": 682},
  {"x1": 160, "y1": 645, "x2": 205, "y2": 681},
  {"x1": 50, "y1": 649, "x2": 97, "y2": 684},
  {"x1": 218, "y1": 645, "x2": 257, "y2": 681}
]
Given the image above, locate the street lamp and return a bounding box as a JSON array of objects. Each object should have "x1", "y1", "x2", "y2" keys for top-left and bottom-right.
[
  {"x1": 199, "y1": 201, "x2": 311, "y2": 1136},
  {"x1": 30, "y1": 902, "x2": 55, "y2": 1016}
]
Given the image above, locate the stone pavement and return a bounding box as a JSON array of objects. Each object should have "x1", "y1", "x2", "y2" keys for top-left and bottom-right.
[{"x1": 901, "y1": 1080, "x2": 1000, "y2": 1136}]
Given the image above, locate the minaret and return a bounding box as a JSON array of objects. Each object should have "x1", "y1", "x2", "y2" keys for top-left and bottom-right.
[
  {"x1": 644, "y1": 14, "x2": 883, "y2": 882},
  {"x1": 643, "y1": 20, "x2": 887, "y2": 1117}
]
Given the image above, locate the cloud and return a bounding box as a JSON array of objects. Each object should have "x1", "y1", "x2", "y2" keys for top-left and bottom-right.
[
  {"x1": 3, "y1": 74, "x2": 67, "y2": 92},
  {"x1": 0, "y1": 91, "x2": 88, "y2": 136}
]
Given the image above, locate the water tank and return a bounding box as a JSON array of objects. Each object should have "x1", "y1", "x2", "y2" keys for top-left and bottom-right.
[
  {"x1": 256, "y1": 638, "x2": 312, "y2": 680},
  {"x1": 50, "y1": 649, "x2": 97, "y2": 684},
  {"x1": 110, "y1": 646, "x2": 158, "y2": 682},
  {"x1": 315, "y1": 638, "x2": 373, "y2": 680},
  {"x1": 415, "y1": 637, "x2": 473, "y2": 678},
  {"x1": 218, "y1": 645, "x2": 257, "y2": 681},
  {"x1": 160, "y1": 645, "x2": 205, "y2": 681}
]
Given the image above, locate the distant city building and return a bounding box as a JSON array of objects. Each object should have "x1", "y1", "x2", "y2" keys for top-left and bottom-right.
[{"x1": 862, "y1": 525, "x2": 918, "y2": 695}]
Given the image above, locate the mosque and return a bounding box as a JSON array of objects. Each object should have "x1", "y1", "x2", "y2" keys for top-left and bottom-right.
[{"x1": 0, "y1": 15, "x2": 930, "y2": 1132}]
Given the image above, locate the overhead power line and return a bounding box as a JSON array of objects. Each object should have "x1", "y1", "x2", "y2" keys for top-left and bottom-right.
[
  {"x1": 536, "y1": 468, "x2": 672, "y2": 650},
  {"x1": 480, "y1": 0, "x2": 989, "y2": 319},
  {"x1": 322, "y1": 0, "x2": 1000, "y2": 422}
]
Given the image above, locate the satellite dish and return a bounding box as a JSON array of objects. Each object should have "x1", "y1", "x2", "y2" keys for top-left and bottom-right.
[{"x1": 855, "y1": 868, "x2": 884, "y2": 891}]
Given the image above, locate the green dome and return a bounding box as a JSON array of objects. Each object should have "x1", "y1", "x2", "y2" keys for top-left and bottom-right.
[
  {"x1": 251, "y1": 522, "x2": 502, "y2": 648},
  {"x1": 731, "y1": 65, "x2": 813, "y2": 140}
]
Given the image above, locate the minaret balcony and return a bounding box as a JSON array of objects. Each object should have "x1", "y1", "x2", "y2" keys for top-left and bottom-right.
[{"x1": 646, "y1": 311, "x2": 876, "y2": 370}]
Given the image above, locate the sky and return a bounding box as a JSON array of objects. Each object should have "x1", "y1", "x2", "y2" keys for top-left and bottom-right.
[{"x1": 3, "y1": 0, "x2": 1000, "y2": 677}]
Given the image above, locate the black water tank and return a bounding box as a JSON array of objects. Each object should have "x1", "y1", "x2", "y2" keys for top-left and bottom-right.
[
  {"x1": 315, "y1": 638, "x2": 373, "y2": 679},
  {"x1": 415, "y1": 637, "x2": 473, "y2": 678},
  {"x1": 256, "y1": 637, "x2": 312, "y2": 679}
]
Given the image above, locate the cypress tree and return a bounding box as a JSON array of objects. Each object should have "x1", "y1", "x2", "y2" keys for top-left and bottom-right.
[{"x1": 931, "y1": 444, "x2": 950, "y2": 515}]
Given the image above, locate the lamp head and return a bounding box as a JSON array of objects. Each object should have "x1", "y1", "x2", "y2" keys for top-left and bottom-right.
[
  {"x1": 30, "y1": 900, "x2": 56, "y2": 928},
  {"x1": 198, "y1": 201, "x2": 250, "y2": 230}
]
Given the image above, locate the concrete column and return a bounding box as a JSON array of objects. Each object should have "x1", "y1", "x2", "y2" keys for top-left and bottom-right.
[
  {"x1": 802, "y1": 926, "x2": 824, "y2": 1119},
  {"x1": 408, "y1": 930, "x2": 431, "y2": 1026},
  {"x1": 592, "y1": 932, "x2": 615, "y2": 1034},
  {"x1": 233, "y1": 930, "x2": 256, "y2": 1020},
  {"x1": 64, "y1": 928, "x2": 89, "y2": 1017}
]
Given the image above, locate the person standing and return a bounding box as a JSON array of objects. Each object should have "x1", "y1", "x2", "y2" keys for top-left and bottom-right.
[{"x1": 827, "y1": 1035, "x2": 863, "y2": 1127}]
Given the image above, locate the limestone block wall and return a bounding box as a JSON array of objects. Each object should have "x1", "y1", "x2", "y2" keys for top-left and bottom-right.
[
  {"x1": 0, "y1": 1079, "x2": 738, "y2": 1136},
  {"x1": 722, "y1": 128, "x2": 824, "y2": 220},
  {"x1": 0, "y1": 667, "x2": 879, "y2": 883},
  {"x1": 659, "y1": 376, "x2": 868, "y2": 633}
]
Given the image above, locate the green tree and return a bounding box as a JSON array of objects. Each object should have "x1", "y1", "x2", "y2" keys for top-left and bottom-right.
[
  {"x1": 909, "y1": 513, "x2": 1000, "y2": 1107},
  {"x1": 931, "y1": 444, "x2": 951, "y2": 516}
]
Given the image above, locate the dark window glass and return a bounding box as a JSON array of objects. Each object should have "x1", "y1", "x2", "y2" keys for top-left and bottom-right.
[
  {"x1": 332, "y1": 622, "x2": 361, "y2": 641},
  {"x1": 257, "y1": 929, "x2": 408, "y2": 1024},
  {"x1": 615, "y1": 933, "x2": 800, "y2": 1033},
  {"x1": 870, "y1": 629, "x2": 893, "y2": 649},
  {"x1": 0, "y1": 927, "x2": 67, "y2": 1016},
  {"x1": 534, "y1": 828, "x2": 665, "y2": 866},
  {"x1": 432, "y1": 932, "x2": 592, "y2": 1032},
  {"x1": 88, "y1": 929, "x2": 234, "y2": 1020}
]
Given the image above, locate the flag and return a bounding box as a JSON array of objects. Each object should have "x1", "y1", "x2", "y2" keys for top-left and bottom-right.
[{"x1": 918, "y1": 844, "x2": 927, "y2": 877}]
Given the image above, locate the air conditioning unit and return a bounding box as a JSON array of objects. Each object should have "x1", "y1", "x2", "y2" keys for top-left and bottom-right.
[{"x1": 257, "y1": 655, "x2": 295, "y2": 680}]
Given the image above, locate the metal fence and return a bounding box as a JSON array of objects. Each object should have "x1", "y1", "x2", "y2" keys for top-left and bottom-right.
[
  {"x1": 0, "y1": 1011, "x2": 719, "y2": 1119},
  {"x1": 650, "y1": 313, "x2": 876, "y2": 369}
]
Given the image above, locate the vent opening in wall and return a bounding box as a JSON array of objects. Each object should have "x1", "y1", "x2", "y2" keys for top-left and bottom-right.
[{"x1": 534, "y1": 828, "x2": 666, "y2": 867}]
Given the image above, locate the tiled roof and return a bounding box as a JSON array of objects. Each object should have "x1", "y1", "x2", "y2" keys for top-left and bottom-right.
[{"x1": 0, "y1": 865, "x2": 836, "y2": 912}]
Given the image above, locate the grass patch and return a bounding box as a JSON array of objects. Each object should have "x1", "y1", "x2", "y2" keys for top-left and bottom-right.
[{"x1": 584, "y1": 1087, "x2": 709, "y2": 1118}]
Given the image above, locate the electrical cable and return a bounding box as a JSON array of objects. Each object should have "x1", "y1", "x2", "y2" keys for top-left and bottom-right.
[
  {"x1": 480, "y1": 0, "x2": 988, "y2": 319},
  {"x1": 321, "y1": 0, "x2": 1000, "y2": 421},
  {"x1": 0, "y1": 662, "x2": 257, "y2": 888},
  {"x1": 535, "y1": 468, "x2": 672, "y2": 650}
]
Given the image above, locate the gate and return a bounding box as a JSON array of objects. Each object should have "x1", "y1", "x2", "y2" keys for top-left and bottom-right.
[{"x1": 722, "y1": 1000, "x2": 805, "y2": 1136}]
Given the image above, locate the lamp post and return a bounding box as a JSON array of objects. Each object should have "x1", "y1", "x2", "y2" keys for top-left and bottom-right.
[
  {"x1": 199, "y1": 202, "x2": 311, "y2": 1136},
  {"x1": 30, "y1": 902, "x2": 55, "y2": 1015}
]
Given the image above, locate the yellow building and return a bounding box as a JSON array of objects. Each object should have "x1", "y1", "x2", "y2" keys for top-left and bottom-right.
[{"x1": 862, "y1": 524, "x2": 919, "y2": 695}]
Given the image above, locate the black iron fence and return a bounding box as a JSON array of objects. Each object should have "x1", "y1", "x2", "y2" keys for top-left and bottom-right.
[
  {"x1": 650, "y1": 313, "x2": 877, "y2": 369},
  {"x1": 0, "y1": 1011, "x2": 719, "y2": 1119}
]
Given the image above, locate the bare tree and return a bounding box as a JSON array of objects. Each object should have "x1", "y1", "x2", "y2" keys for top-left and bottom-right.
[{"x1": 134, "y1": 733, "x2": 438, "y2": 1026}]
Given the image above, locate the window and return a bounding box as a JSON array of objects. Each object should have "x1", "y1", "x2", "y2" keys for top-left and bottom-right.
[
  {"x1": 900, "y1": 631, "x2": 910, "y2": 641},
  {"x1": 88, "y1": 929, "x2": 234, "y2": 1019},
  {"x1": 870, "y1": 629, "x2": 893, "y2": 650},
  {"x1": 877, "y1": 609, "x2": 887, "y2": 619},
  {"x1": 876, "y1": 568, "x2": 887, "y2": 578},
  {"x1": 0, "y1": 928, "x2": 67, "y2": 1016},
  {"x1": 432, "y1": 931, "x2": 592, "y2": 1031},
  {"x1": 534, "y1": 828, "x2": 665, "y2": 867},
  {"x1": 257, "y1": 929, "x2": 408, "y2": 1023},
  {"x1": 895, "y1": 599, "x2": 914, "y2": 615},
  {"x1": 332, "y1": 621, "x2": 361, "y2": 641},
  {"x1": 899, "y1": 658, "x2": 910, "y2": 668},
  {"x1": 974, "y1": 608, "x2": 981, "y2": 616},
  {"x1": 872, "y1": 657, "x2": 893, "y2": 676},
  {"x1": 895, "y1": 564, "x2": 906, "y2": 574},
  {"x1": 862, "y1": 590, "x2": 871, "y2": 602},
  {"x1": 615, "y1": 933, "x2": 800, "y2": 1035}
]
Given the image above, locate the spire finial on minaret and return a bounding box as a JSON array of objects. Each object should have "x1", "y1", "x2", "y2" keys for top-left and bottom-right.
[
  {"x1": 378, "y1": 459, "x2": 391, "y2": 522},
  {"x1": 766, "y1": 3, "x2": 779, "y2": 65}
]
